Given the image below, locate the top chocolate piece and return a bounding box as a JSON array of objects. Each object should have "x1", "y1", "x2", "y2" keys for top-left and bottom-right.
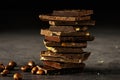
[{"x1": 52, "y1": 10, "x2": 93, "y2": 17}]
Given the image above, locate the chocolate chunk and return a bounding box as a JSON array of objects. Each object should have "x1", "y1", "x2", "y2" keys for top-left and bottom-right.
[
  {"x1": 49, "y1": 26, "x2": 77, "y2": 32},
  {"x1": 43, "y1": 61, "x2": 85, "y2": 69},
  {"x1": 40, "y1": 53, "x2": 90, "y2": 63},
  {"x1": 49, "y1": 20, "x2": 95, "y2": 26},
  {"x1": 39, "y1": 15, "x2": 91, "y2": 21},
  {"x1": 40, "y1": 51, "x2": 90, "y2": 63},
  {"x1": 52, "y1": 10, "x2": 93, "y2": 17},
  {"x1": 37, "y1": 65, "x2": 85, "y2": 75},
  {"x1": 44, "y1": 39, "x2": 87, "y2": 48},
  {"x1": 41, "y1": 28, "x2": 90, "y2": 36},
  {"x1": 45, "y1": 46, "x2": 83, "y2": 53},
  {"x1": 52, "y1": 10, "x2": 93, "y2": 16},
  {"x1": 45, "y1": 36, "x2": 95, "y2": 42},
  {"x1": 49, "y1": 26, "x2": 92, "y2": 34}
]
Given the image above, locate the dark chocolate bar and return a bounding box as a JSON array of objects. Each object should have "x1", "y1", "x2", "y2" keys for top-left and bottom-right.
[
  {"x1": 40, "y1": 55, "x2": 86, "y2": 64},
  {"x1": 44, "y1": 39, "x2": 87, "y2": 48},
  {"x1": 43, "y1": 61, "x2": 85, "y2": 69},
  {"x1": 39, "y1": 15, "x2": 91, "y2": 21},
  {"x1": 49, "y1": 26, "x2": 91, "y2": 33},
  {"x1": 40, "y1": 51, "x2": 90, "y2": 63},
  {"x1": 37, "y1": 65, "x2": 85, "y2": 75},
  {"x1": 45, "y1": 46, "x2": 83, "y2": 53},
  {"x1": 49, "y1": 26, "x2": 77, "y2": 32},
  {"x1": 52, "y1": 10, "x2": 93, "y2": 17},
  {"x1": 49, "y1": 20, "x2": 95, "y2": 26},
  {"x1": 40, "y1": 50, "x2": 90, "y2": 61},
  {"x1": 41, "y1": 28, "x2": 90, "y2": 36},
  {"x1": 45, "y1": 36, "x2": 95, "y2": 42}
]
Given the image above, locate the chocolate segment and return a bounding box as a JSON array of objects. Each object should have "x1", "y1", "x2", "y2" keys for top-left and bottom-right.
[
  {"x1": 44, "y1": 40, "x2": 87, "y2": 48},
  {"x1": 39, "y1": 15, "x2": 91, "y2": 21},
  {"x1": 41, "y1": 28, "x2": 90, "y2": 36},
  {"x1": 45, "y1": 36, "x2": 95, "y2": 42},
  {"x1": 49, "y1": 20, "x2": 95, "y2": 26},
  {"x1": 43, "y1": 61, "x2": 85, "y2": 69},
  {"x1": 37, "y1": 65, "x2": 85, "y2": 75},
  {"x1": 45, "y1": 46, "x2": 83, "y2": 53},
  {"x1": 52, "y1": 10, "x2": 93, "y2": 17},
  {"x1": 40, "y1": 51, "x2": 90, "y2": 63}
]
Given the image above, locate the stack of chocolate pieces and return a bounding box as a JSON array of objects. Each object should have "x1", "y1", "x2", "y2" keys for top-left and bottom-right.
[{"x1": 39, "y1": 10, "x2": 95, "y2": 74}]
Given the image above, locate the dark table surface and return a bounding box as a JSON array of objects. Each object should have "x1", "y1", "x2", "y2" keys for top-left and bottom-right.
[{"x1": 0, "y1": 26, "x2": 120, "y2": 80}]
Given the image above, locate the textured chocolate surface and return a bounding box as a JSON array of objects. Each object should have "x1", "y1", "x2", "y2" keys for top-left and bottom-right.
[
  {"x1": 52, "y1": 10, "x2": 93, "y2": 17},
  {"x1": 44, "y1": 40, "x2": 87, "y2": 47},
  {"x1": 49, "y1": 20, "x2": 95, "y2": 26},
  {"x1": 43, "y1": 61, "x2": 85, "y2": 69},
  {"x1": 45, "y1": 36, "x2": 95, "y2": 42}
]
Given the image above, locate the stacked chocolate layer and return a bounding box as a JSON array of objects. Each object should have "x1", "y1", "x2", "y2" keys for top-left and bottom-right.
[{"x1": 39, "y1": 10, "x2": 95, "y2": 74}]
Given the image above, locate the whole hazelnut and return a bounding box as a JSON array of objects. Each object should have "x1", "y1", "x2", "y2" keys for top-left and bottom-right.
[
  {"x1": 13, "y1": 73, "x2": 22, "y2": 80},
  {"x1": 36, "y1": 69, "x2": 45, "y2": 75},
  {"x1": 27, "y1": 61, "x2": 35, "y2": 67},
  {"x1": 0, "y1": 71, "x2": 7, "y2": 76},
  {"x1": 8, "y1": 61, "x2": 17, "y2": 67},
  {"x1": 31, "y1": 66, "x2": 38, "y2": 74},
  {"x1": 3, "y1": 69, "x2": 10, "y2": 74},
  {"x1": 21, "y1": 65, "x2": 31, "y2": 72},
  {"x1": 5, "y1": 65, "x2": 14, "y2": 70}
]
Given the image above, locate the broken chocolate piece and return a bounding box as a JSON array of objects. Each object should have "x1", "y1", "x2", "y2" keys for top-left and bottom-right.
[
  {"x1": 45, "y1": 36, "x2": 95, "y2": 42},
  {"x1": 45, "y1": 46, "x2": 83, "y2": 53},
  {"x1": 41, "y1": 29, "x2": 90, "y2": 36},
  {"x1": 37, "y1": 65, "x2": 85, "y2": 75},
  {"x1": 42, "y1": 61, "x2": 85, "y2": 69},
  {"x1": 40, "y1": 50, "x2": 90, "y2": 63},
  {"x1": 39, "y1": 15, "x2": 91, "y2": 21},
  {"x1": 52, "y1": 10, "x2": 93, "y2": 17},
  {"x1": 49, "y1": 20, "x2": 95, "y2": 26},
  {"x1": 44, "y1": 39, "x2": 87, "y2": 48},
  {"x1": 40, "y1": 50, "x2": 90, "y2": 59}
]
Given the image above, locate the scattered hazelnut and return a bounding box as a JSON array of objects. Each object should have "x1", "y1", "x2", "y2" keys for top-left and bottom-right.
[
  {"x1": 0, "y1": 71, "x2": 7, "y2": 76},
  {"x1": 13, "y1": 73, "x2": 22, "y2": 80},
  {"x1": 3, "y1": 69, "x2": 10, "y2": 74},
  {"x1": 20, "y1": 65, "x2": 31, "y2": 72},
  {"x1": 31, "y1": 66, "x2": 38, "y2": 74},
  {"x1": 8, "y1": 61, "x2": 17, "y2": 67},
  {"x1": 5, "y1": 65, "x2": 14, "y2": 70},
  {"x1": 36, "y1": 69, "x2": 45, "y2": 75},
  {"x1": 27, "y1": 61, "x2": 35, "y2": 67}
]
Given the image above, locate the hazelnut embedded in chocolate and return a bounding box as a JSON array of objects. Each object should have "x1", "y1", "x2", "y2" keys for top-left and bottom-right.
[{"x1": 13, "y1": 73, "x2": 22, "y2": 80}]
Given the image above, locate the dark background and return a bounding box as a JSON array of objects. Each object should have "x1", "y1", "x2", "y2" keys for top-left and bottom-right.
[
  {"x1": 0, "y1": 1, "x2": 120, "y2": 80},
  {"x1": 0, "y1": 0, "x2": 120, "y2": 30}
]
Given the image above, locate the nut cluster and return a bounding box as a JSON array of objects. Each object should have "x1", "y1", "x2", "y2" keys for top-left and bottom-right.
[
  {"x1": 0, "y1": 61, "x2": 17, "y2": 76},
  {"x1": 20, "y1": 61, "x2": 45, "y2": 75},
  {"x1": 0, "y1": 60, "x2": 45, "y2": 80}
]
